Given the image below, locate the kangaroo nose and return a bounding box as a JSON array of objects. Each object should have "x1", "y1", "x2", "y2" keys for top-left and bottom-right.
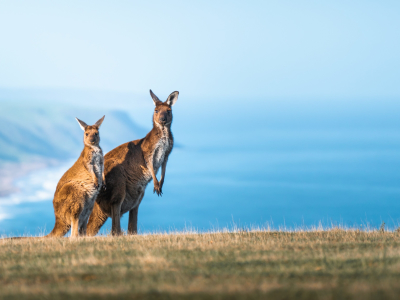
[{"x1": 161, "y1": 116, "x2": 166, "y2": 121}]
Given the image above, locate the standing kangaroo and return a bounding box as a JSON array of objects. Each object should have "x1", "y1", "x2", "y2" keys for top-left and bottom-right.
[
  {"x1": 87, "y1": 90, "x2": 179, "y2": 236},
  {"x1": 47, "y1": 116, "x2": 105, "y2": 238}
]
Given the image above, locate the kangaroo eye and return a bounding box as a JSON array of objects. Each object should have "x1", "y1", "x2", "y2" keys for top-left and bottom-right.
[
  {"x1": 95, "y1": 133, "x2": 98, "y2": 136},
  {"x1": 86, "y1": 133, "x2": 89, "y2": 136},
  {"x1": 155, "y1": 110, "x2": 158, "y2": 113}
]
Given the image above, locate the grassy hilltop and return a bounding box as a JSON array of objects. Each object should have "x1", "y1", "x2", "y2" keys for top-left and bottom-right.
[{"x1": 1, "y1": 230, "x2": 400, "y2": 300}]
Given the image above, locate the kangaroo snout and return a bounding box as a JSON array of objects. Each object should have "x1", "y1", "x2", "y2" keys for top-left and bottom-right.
[
  {"x1": 89, "y1": 134, "x2": 99, "y2": 145},
  {"x1": 155, "y1": 108, "x2": 172, "y2": 126}
]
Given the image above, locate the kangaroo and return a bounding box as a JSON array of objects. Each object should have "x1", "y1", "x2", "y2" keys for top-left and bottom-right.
[
  {"x1": 86, "y1": 90, "x2": 179, "y2": 236},
  {"x1": 47, "y1": 116, "x2": 106, "y2": 238}
]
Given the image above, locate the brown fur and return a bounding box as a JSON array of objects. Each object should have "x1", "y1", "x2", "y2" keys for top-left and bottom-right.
[
  {"x1": 87, "y1": 90, "x2": 179, "y2": 236},
  {"x1": 46, "y1": 116, "x2": 106, "y2": 238}
]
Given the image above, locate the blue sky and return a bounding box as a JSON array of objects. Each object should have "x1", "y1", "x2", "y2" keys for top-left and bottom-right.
[{"x1": 0, "y1": 1, "x2": 399, "y2": 99}]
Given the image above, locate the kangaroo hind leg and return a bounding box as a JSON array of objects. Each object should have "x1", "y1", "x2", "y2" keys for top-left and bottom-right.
[
  {"x1": 70, "y1": 216, "x2": 80, "y2": 237},
  {"x1": 79, "y1": 220, "x2": 88, "y2": 236},
  {"x1": 110, "y1": 185, "x2": 126, "y2": 236},
  {"x1": 111, "y1": 202, "x2": 123, "y2": 236},
  {"x1": 68, "y1": 194, "x2": 84, "y2": 238},
  {"x1": 128, "y1": 206, "x2": 139, "y2": 235},
  {"x1": 87, "y1": 202, "x2": 108, "y2": 236}
]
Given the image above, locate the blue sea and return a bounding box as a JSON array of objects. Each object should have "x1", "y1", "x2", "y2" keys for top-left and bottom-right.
[{"x1": 1, "y1": 97, "x2": 400, "y2": 236}]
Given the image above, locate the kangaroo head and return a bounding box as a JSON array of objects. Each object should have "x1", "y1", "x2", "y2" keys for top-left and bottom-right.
[
  {"x1": 75, "y1": 116, "x2": 105, "y2": 147},
  {"x1": 150, "y1": 90, "x2": 179, "y2": 128}
]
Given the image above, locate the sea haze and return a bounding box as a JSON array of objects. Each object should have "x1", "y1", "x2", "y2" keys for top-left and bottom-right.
[{"x1": 1, "y1": 93, "x2": 400, "y2": 236}]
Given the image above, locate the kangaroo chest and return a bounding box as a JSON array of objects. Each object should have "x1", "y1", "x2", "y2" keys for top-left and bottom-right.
[
  {"x1": 152, "y1": 136, "x2": 170, "y2": 172},
  {"x1": 90, "y1": 147, "x2": 103, "y2": 181}
]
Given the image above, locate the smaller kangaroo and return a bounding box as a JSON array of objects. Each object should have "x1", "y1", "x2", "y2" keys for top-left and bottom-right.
[{"x1": 47, "y1": 116, "x2": 105, "y2": 238}]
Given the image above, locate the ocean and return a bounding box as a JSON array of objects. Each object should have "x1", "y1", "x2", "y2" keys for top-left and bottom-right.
[{"x1": 1, "y1": 97, "x2": 400, "y2": 235}]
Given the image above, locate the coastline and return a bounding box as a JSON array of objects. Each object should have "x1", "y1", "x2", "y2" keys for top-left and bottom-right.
[
  {"x1": 0, "y1": 160, "x2": 61, "y2": 197},
  {"x1": 0, "y1": 159, "x2": 65, "y2": 223}
]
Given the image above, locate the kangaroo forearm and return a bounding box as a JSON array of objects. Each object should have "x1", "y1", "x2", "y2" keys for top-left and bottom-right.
[
  {"x1": 160, "y1": 165, "x2": 167, "y2": 186},
  {"x1": 160, "y1": 156, "x2": 169, "y2": 187},
  {"x1": 92, "y1": 173, "x2": 99, "y2": 185},
  {"x1": 101, "y1": 159, "x2": 105, "y2": 181},
  {"x1": 150, "y1": 167, "x2": 158, "y2": 184},
  {"x1": 88, "y1": 165, "x2": 98, "y2": 185},
  {"x1": 161, "y1": 163, "x2": 166, "y2": 180},
  {"x1": 145, "y1": 156, "x2": 159, "y2": 184}
]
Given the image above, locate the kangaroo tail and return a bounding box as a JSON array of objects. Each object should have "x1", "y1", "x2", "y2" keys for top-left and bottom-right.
[
  {"x1": 46, "y1": 217, "x2": 70, "y2": 238},
  {"x1": 86, "y1": 202, "x2": 108, "y2": 236}
]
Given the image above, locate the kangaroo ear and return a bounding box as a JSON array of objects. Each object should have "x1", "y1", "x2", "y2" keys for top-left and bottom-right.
[
  {"x1": 75, "y1": 118, "x2": 88, "y2": 131},
  {"x1": 150, "y1": 89, "x2": 162, "y2": 106},
  {"x1": 165, "y1": 91, "x2": 179, "y2": 106},
  {"x1": 95, "y1": 115, "x2": 105, "y2": 128}
]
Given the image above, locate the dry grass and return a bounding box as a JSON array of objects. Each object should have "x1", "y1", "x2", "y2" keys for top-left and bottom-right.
[{"x1": 1, "y1": 229, "x2": 400, "y2": 299}]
